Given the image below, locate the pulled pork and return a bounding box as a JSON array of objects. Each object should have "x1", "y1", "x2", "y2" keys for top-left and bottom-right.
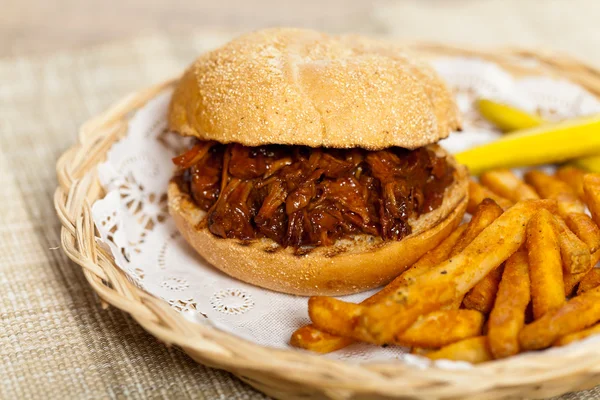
[{"x1": 173, "y1": 141, "x2": 454, "y2": 249}]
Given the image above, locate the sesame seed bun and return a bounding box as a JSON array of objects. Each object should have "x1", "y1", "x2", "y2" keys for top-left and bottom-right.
[
  {"x1": 168, "y1": 28, "x2": 461, "y2": 150},
  {"x1": 168, "y1": 147, "x2": 468, "y2": 296}
]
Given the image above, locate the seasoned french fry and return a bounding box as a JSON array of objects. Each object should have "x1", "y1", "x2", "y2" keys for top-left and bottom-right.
[
  {"x1": 528, "y1": 170, "x2": 600, "y2": 252},
  {"x1": 367, "y1": 226, "x2": 469, "y2": 304},
  {"x1": 524, "y1": 170, "x2": 585, "y2": 215},
  {"x1": 527, "y1": 171, "x2": 600, "y2": 252},
  {"x1": 487, "y1": 250, "x2": 530, "y2": 359},
  {"x1": 355, "y1": 200, "x2": 556, "y2": 344},
  {"x1": 527, "y1": 209, "x2": 565, "y2": 320},
  {"x1": 451, "y1": 200, "x2": 504, "y2": 258},
  {"x1": 462, "y1": 264, "x2": 504, "y2": 315},
  {"x1": 564, "y1": 213, "x2": 600, "y2": 253},
  {"x1": 558, "y1": 213, "x2": 599, "y2": 294},
  {"x1": 308, "y1": 296, "x2": 371, "y2": 341},
  {"x1": 554, "y1": 323, "x2": 600, "y2": 346},
  {"x1": 445, "y1": 199, "x2": 504, "y2": 310},
  {"x1": 292, "y1": 225, "x2": 468, "y2": 352},
  {"x1": 519, "y1": 286, "x2": 600, "y2": 350},
  {"x1": 445, "y1": 297, "x2": 465, "y2": 311},
  {"x1": 290, "y1": 325, "x2": 353, "y2": 353},
  {"x1": 583, "y1": 173, "x2": 600, "y2": 227},
  {"x1": 411, "y1": 347, "x2": 434, "y2": 356},
  {"x1": 578, "y1": 266, "x2": 600, "y2": 295},
  {"x1": 480, "y1": 169, "x2": 539, "y2": 202},
  {"x1": 553, "y1": 216, "x2": 592, "y2": 275},
  {"x1": 394, "y1": 224, "x2": 468, "y2": 287},
  {"x1": 555, "y1": 166, "x2": 586, "y2": 200},
  {"x1": 460, "y1": 198, "x2": 502, "y2": 314},
  {"x1": 396, "y1": 310, "x2": 484, "y2": 348},
  {"x1": 564, "y1": 272, "x2": 586, "y2": 297},
  {"x1": 467, "y1": 180, "x2": 513, "y2": 214},
  {"x1": 307, "y1": 300, "x2": 484, "y2": 349},
  {"x1": 425, "y1": 336, "x2": 493, "y2": 364},
  {"x1": 564, "y1": 251, "x2": 600, "y2": 296}
]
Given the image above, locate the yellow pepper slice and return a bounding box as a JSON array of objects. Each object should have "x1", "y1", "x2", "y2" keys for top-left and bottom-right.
[
  {"x1": 455, "y1": 115, "x2": 600, "y2": 175},
  {"x1": 572, "y1": 155, "x2": 600, "y2": 173},
  {"x1": 477, "y1": 99, "x2": 545, "y2": 132},
  {"x1": 462, "y1": 99, "x2": 600, "y2": 174}
]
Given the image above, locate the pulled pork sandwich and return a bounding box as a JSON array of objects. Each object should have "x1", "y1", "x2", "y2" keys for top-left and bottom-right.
[{"x1": 167, "y1": 28, "x2": 468, "y2": 296}]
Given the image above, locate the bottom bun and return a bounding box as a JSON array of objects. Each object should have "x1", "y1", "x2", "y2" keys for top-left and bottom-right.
[{"x1": 168, "y1": 164, "x2": 468, "y2": 296}]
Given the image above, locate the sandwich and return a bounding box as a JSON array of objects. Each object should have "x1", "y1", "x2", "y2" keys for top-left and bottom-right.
[{"x1": 167, "y1": 28, "x2": 468, "y2": 296}]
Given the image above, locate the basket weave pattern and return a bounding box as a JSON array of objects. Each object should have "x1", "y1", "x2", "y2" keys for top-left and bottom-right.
[{"x1": 55, "y1": 45, "x2": 600, "y2": 399}]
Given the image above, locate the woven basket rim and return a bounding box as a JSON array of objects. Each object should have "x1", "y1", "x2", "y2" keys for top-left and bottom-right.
[{"x1": 54, "y1": 43, "x2": 600, "y2": 400}]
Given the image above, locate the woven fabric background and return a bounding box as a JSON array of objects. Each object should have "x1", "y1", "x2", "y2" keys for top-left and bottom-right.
[{"x1": 1, "y1": 30, "x2": 600, "y2": 399}]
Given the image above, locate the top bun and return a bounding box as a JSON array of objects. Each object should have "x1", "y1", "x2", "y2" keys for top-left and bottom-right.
[{"x1": 168, "y1": 28, "x2": 461, "y2": 150}]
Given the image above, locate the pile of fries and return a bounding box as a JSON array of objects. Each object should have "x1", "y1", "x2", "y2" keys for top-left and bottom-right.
[{"x1": 290, "y1": 168, "x2": 600, "y2": 363}]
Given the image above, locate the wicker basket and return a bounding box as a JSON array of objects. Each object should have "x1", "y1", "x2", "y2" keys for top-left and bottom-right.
[{"x1": 54, "y1": 43, "x2": 600, "y2": 400}]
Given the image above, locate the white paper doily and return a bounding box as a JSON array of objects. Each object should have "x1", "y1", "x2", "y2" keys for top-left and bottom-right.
[{"x1": 91, "y1": 57, "x2": 600, "y2": 364}]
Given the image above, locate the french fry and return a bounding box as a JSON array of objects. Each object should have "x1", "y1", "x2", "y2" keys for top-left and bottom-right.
[
  {"x1": 411, "y1": 347, "x2": 434, "y2": 356},
  {"x1": 396, "y1": 310, "x2": 484, "y2": 348},
  {"x1": 480, "y1": 169, "x2": 539, "y2": 202},
  {"x1": 554, "y1": 323, "x2": 600, "y2": 346},
  {"x1": 442, "y1": 199, "x2": 504, "y2": 310},
  {"x1": 553, "y1": 216, "x2": 592, "y2": 275},
  {"x1": 527, "y1": 171, "x2": 600, "y2": 253},
  {"x1": 308, "y1": 296, "x2": 371, "y2": 342},
  {"x1": 524, "y1": 170, "x2": 585, "y2": 215},
  {"x1": 578, "y1": 266, "x2": 600, "y2": 295},
  {"x1": 563, "y1": 272, "x2": 586, "y2": 297},
  {"x1": 564, "y1": 251, "x2": 600, "y2": 296},
  {"x1": 462, "y1": 264, "x2": 504, "y2": 315},
  {"x1": 354, "y1": 200, "x2": 555, "y2": 344},
  {"x1": 425, "y1": 336, "x2": 493, "y2": 364},
  {"x1": 290, "y1": 325, "x2": 353, "y2": 353},
  {"x1": 292, "y1": 225, "x2": 468, "y2": 353},
  {"x1": 527, "y1": 209, "x2": 565, "y2": 320},
  {"x1": 555, "y1": 166, "x2": 586, "y2": 200},
  {"x1": 519, "y1": 286, "x2": 600, "y2": 350},
  {"x1": 564, "y1": 213, "x2": 600, "y2": 253},
  {"x1": 487, "y1": 250, "x2": 530, "y2": 359},
  {"x1": 306, "y1": 302, "x2": 484, "y2": 349},
  {"x1": 583, "y1": 173, "x2": 600, "y2": 227},
  {"x1": 467, "y1": 180, "x2": 513, "y2": 214},
  {"x1": 394, "y1": 224, "x2": 468, "y2": 287},
  {"x1": 446, "y1": 199, "x2": 504, "y2": 310},
  {"x1": 366, "y1": 225, "x2": 469, "y2": 304},
  {"x1": 444, "y1": 298, "x2": 465, "y2": 311},
  {"x1": 451, "y1": 200, "x2": 504, "y2": 258}
]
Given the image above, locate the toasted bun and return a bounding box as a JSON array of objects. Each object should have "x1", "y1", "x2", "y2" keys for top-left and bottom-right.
[
  {"x1": 168, "y1": 148, "x2": 468, "y2": 296},
  {"x1": 168, "y1": 28, "x2": 461, "y2": 150}
]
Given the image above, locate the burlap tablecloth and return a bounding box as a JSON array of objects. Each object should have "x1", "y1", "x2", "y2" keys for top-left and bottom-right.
[{"x1": 1, "y1": 31, "x2": 599, "y2": 399}]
